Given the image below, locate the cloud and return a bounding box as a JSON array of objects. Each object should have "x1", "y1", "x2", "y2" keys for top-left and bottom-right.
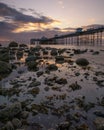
[
  {"x1": 0, "y1": 2, "x2": 56, "y2": 24},
  {"x1": 0, "y1": 2, "x2": 78, "y2": 44},
  {"x1": 19, "y1": 8, "x2": 28, "y2": 13},
  {"x1": 0, "y1": 2, "x2": 62, "y2": 43}
]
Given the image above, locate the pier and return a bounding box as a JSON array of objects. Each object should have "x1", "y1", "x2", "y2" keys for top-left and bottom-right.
[{"x1": 30, "y1": 27, "x2": 104, "y2": 46}]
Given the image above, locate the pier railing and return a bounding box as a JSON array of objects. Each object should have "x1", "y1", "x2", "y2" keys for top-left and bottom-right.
[{"x1": 30, "y1": 27, "x2": 104, "y2": 46}]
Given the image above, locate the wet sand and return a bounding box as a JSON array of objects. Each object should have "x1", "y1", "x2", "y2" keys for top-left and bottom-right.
[{"x1": 0, "y1": 45, "x2": 104, "y2": 130}]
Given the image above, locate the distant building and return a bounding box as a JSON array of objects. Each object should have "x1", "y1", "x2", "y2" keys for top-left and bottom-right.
[
  {"x1": 30, "y1": 36, "x2": 48, "y2": 45},
  {"x1": 76, "y1": 28, "x2": 83, "y2": 33}
]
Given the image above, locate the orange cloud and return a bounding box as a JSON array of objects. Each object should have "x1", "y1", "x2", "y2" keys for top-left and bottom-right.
[{"x1": 13, "y1": 19, "x2": 61, "y2": 33}]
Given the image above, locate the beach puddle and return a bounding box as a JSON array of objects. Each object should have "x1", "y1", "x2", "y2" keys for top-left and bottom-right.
[{"x1": 0, "y1": 45, "x2": 104, "y2": 130}]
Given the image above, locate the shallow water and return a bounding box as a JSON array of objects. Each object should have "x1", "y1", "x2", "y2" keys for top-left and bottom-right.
[{"x1": 0, "y1": 44, "x2": 104, "y2": 130}]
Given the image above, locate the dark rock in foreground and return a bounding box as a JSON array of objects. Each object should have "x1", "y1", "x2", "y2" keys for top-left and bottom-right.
[
  {"x1": 26, "y1": 61, "x2": 39, "y2": 71},
  {"x1": 46, "y1": 64, "x2": 58, "y2": 71},
  {"x1": 94, "y1": 117, "x2": 104, "y2": 130},
  {"x1": 55, "y1": 78, "x2": 67, "y2": 84},
  {"x1": 76, "y1": 58, "x2": 89, "y2": 66},
  {"x1": 0, "y1": 61, "x2": 12, "y2": 80},
  {"x1": 69, "y1": 81, "x2": 81, "y2": 91},
  {"x1": 55, "y1": 56, "x2": 65, "y2": 64}
]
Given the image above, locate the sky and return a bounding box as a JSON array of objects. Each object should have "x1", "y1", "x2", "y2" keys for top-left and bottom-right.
[{"x1": 0, "y1": 0, "x2": 104, "y2": 43}]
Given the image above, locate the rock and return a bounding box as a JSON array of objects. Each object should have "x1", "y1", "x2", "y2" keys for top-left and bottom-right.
[
  {"x1": 92, "y1": 51, "x2": 99, "y2": 55},
  {"x1": 95, "y1": 71, "x2": 104, "y2": 76},
  {"x1": 55, "y1": 78, "x2": 67, "y2": 84},
  {"x1": 0, "y1": 61, "x2": 12, "y2": 79},
  {"x1": 69, "y1": 81, "x2": 81, "y2": 91},
  {"x1": 34, "y1": 52, "x2": 40, "y2": 56},
  {"x1": 46, "y1": 64, "x2": 58, "y2": 71},
  {"x1": 44, "y1": 87, "x2": 50, "y2": 91},
  {"x1": 36, "y1": 71, "x2": 44, "y2": 77},
  {"x1": 51, "y1": 49, "x2": 58, "y2": 56},
  {"x1": 16, "y1": 51, "x2": 23, "y2": 60},
  {"x1": 94, "y1": 110, "x2": 104, "y2": 118},
  {"x1": 73, "y1": 49, "x2": 87, "y2": 54},
  {"x1": 26, "y1": 61, "x2": 39, "y2": 71},
  {"x1": 31, "y1": 104, "x2": 48, "y2": 114},
  {"x1": 19, "y1": 44, "x2": 27, "y2": 48},
  {"x1": 5, "y1": 121, "x2": 14, "y2": 130},
  {"x1": 21, "y1": 111, "x2": 29, "y2": 119},
  {"x1": 76, "y1": 58, "x2": 89, "y2": 66},
  {"x1": 32, "y1": 109, "x2": 38, "y2": 115},
  {"x1": 94, "y1": 117, "x2": 104, "y2": 130},
  {"x1": 75, "y1": 96, "x2": 85, "y2": 108},
  {"x1": 83, "y1": 102, "x2": 95, "y2": 112},
  {"x1": 25, "y1": 56, "x2": 37, "y2": 62},
  {"x1": 12, "y1": 118, "x2": 22, "y2": 129},
  {"x1": 10, "y1": 102, "x2": 22, "y2": 117},
  {"x1": 9, "y1": 41, "x2": 18, "y2": 48},
  {"x1": 100, "y1": 97, "x2": 104, "y2": 106},
  {"x1": 55, "y1": 56, "x2": 65, "y2": 64},
  {"x1": 57, "y1": 121, "x2": 70, "y2": 130},
  {"x1": 96, "y1": 80, "x2": 104, "y2": 87},
  {"x1": 58, "y1": 49, "x2": 66, "y2": 55},
  {"x1": 75, "y1": 72, "x2": 80, "y2": 76},
  {"x1": 43, "y1": 50, "x2": 48, "y2": 55},
  {"x1": 52, "y1": 86, "x2": 61, "y2": 91},
  {"x1": 0, "y1": 102, "x2": 22, "y2": 122},
  {"x1": 29, "y1": 81, "x2": 41, "y2": 87},
  {"x1": 28, "y1": 87, "x2": 40, "y2": 96},
  {"x1": 44, "y1": 75, "x2": 57, "y2": 86},
  {"x1": 76, "y1": 123, "x2": 89, "y2": 130},
  {"x1": 0, "y1": 50, "x2": 9, "y2": 62}
]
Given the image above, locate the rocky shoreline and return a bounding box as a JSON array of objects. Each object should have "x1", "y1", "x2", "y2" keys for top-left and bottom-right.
[{"x1": 0, "y1": 44, "x2": 104, "y2": 130}]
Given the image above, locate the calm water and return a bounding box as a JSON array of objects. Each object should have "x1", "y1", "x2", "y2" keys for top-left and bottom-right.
[{"x1": 0, "y1": 44, "x2": 104, "y2": 130}]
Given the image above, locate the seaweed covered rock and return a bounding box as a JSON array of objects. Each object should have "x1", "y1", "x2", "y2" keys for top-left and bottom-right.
[
  {"x1": 19, "y1": 44, "x2": 27, "y2": 48},
  {"x1": 76, "y1": 58, "x2": 89, "y2": 66},
  {"x1": 12, "y1": 118, "x2": 22, "y2": 129},
  {"x1": 51, "y1": 49, "x2": 58, "y2": 56},
  {"x1": 94, "y1": 117, "x2": 104, "y2": 130},
  {"x1": 0, "y1": 48, "x2": 9, "y2": 62},
  {"x1": 92, "y1": 51, "x2": 99, "y2": 55},
  {"x1": 21, "y1": 111, "x2": 29, "y2": 119},
  {"x1": 0, "y1": 61, "x2": 12, "y2": 80},
  {"x1": 25, "y1": 55, "x2": 41, "y2": 63},
  {"x1": 5, "y1": 121, "x2": 14, "y2": 130},
  {"x1": 9, "y1": 41, "x2": 18, "y2": 48},
  {"x1": 55, "y1": 56, "x2": 65, "y2": 64},
  {"x1": 0, "y1": 102, "x2": 22, "y2": 122},
  {"x1": 43, "y1": 50, "x2": 48, "y2": 55},
  {"x1": 25, "y1": 56, "x2": 37, "y2": 63},
  {"x1": 36, "y1": 71, "x2": 44, "y2": 77},
  {"x1": 28, "y1": 87, "x2": 40, "y2": 96},
  {"x1": 16, "y1": 51, "x2": 23, "y2": 60},
  {"x1": 69, "y1": 81, "x2": 81, "y2": 91},
  {"x1": 73, "y1": 49, "x2": 87, "y2": 54},
  {"x1": 57, "y1": 121, "x2": 70, "y2": 130},
  {"x1": 46, "y1": 64, "x2": 58, "y2": 71},
  {"x1": 28, "y1": 81, "x2": 41, "y2": 87},
  {"x1": 55, "y1": 78, "x2": 67, "y2": 84},
  {"x1": 26, "y1": 61, "x2": 39, "y2": 71}
]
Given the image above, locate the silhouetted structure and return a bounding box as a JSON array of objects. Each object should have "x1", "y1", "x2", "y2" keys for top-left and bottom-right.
[{"x1": 30, "y1": 26, "x2": 104, "y2": 46}]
